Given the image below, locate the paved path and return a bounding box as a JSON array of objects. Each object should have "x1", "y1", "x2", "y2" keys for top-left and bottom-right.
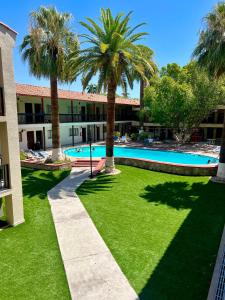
[{"x1": 48, "y1": 168, "x2": 138, "y2": 300}]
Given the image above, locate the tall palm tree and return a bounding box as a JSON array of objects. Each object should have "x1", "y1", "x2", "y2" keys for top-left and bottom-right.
[
  {"x1": 135, "y1": 45, "x2": 157, "y2": 127},
  {"x1": 193, "y1": 2, "x2": 225, "y2": 181},
  {"x1": 20, "y1": 6, "x2": 79, "y2": 161},
  {"x1": 70, "y1": 8, "x2": 153, "y2": 173}
]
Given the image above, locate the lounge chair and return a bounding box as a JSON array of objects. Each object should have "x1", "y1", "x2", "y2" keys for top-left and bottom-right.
[
  {"x1": 212, "y1": 146, "x2": 221, "y2": 153},
  {"x1": 37, "y1": 151, "x2": 50, "y2": 159},
  {"x1": 144, "y1": 138, "x2": 154, "y2": 145},
  {"x1": 121, "y1": 136, "x2": 128, "y2": 143},
  {"x1": 28, "y1": 150, "x2": 43, "y2": 160}
]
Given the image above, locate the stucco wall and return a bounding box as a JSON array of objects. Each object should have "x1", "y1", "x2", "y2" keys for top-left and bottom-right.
[{"x1": 115, "y1": 157, "x2": 217, "y2": 176}]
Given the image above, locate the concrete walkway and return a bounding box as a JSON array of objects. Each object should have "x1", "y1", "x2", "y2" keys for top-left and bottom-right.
[{"x1": 48, "y1": 168, "x2": 138, "y2": 300}]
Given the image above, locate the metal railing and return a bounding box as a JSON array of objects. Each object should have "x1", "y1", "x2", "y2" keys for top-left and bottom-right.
[
  {"x1": 0, "y1": 87, "x2": 4, "y2": 116},
  {"x1": 18, "y1": 112, "x2": 136, "y2": 124},
  {"x1": 0, "y1": 164, "x2": 9, "y2": 190}
]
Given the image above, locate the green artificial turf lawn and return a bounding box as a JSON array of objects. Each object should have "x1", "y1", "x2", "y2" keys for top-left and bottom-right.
[
  {"x1": 77, "y1": 165, "x2": 225, "y2": 300},
  {"x1": 0, "y1": 168, "x2": 71, "y2": 300}
]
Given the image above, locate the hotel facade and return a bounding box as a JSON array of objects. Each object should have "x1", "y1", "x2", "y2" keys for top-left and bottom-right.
[
  {"x1": 16, "y1": 84, "x2": 138, "y2": 151},
  {"x1": 16, "y1": 83, "x2": 225, "y2": 150}
]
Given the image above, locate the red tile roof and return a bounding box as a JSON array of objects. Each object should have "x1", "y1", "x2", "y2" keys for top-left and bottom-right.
[
  {"x1": 0, "y1": 22, "x2": 17, "y2": 34},
  {"x1": 16, "y1": 83, "x2": 139, "y2": 106}
]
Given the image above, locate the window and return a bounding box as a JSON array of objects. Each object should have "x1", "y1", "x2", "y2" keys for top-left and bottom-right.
[
  {"x1": 69, "y1": 128, "x2": 79, "y2": 136},
  {"x1": 48, "y1": 130, "x2": 52, "y2": 139}
]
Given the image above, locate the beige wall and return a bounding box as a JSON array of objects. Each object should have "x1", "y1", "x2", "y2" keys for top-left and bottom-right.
[{"x1": 0, "y1": 24, "x2": 24, "y2": 226}]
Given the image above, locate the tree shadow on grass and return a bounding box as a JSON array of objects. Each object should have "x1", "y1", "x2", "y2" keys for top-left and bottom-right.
[
  {"x1": 77, "y1": 174, "x2": 117, "y2": 196},
  {"x1": 139, "y1": 180, "x2": 225, "y2": 300},
  {"x1": 21, "y1": 168, "x2": 70, "y2": 200}
]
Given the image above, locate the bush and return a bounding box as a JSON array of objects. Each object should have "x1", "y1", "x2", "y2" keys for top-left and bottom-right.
[
  {"x1": 138, "y1": 132, "x2": 150, "y2": 141},
  {"x1": 20, "y1": 151, "x2": 26, "y2": 160},
  {"x1": 113, "y1": 131, "x2": 121, "y2": 138},
  {"x1": 130, "y1": 133, "x2": 138, "y2": 141}
]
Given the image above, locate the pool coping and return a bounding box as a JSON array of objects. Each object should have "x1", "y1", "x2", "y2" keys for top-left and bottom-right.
[{"x1": 64, "y1": 145, "x2": 218, "y2": 169}]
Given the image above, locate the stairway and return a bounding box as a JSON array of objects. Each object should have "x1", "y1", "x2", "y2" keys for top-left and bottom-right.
[{"x1": 71, "y1": 159, "x2": 100, "y2": 168}]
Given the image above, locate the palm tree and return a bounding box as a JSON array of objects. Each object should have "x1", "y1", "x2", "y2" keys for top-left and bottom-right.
[
  {"x1": 135, "y1": 45, "x2": 157, "y2": 127},
  {"x1": 193, "y1": 2, "x2": 225, "y2": 181},
  {"x1": 86, "y1": 84, "x2": 97, "y2": 94},
  {"x1": 20, "y1": 6, "x2": 79, "y2": 161},
  {"x1": 70, "y1": 8, "x2": 153, "y2": 173}
]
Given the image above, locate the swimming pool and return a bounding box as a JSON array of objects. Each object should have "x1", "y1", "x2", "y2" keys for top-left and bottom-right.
[{"x1": 64, "y1": 146, "x2": 218, "y2": 165}]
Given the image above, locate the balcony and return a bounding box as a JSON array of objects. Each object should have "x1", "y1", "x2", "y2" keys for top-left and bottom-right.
[
  {"x1": 18, "y1": 113, "x2": 135, "y2": 125},
  {"x1": 0, "y1": 164, "x2": 10, "y2": 191}
]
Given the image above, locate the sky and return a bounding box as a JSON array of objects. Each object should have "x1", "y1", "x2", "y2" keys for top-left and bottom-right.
[{"x1": 1, "y1": 0, "x2": 219, "y2": 99}]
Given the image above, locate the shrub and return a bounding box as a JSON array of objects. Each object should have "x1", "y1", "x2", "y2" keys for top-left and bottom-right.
[
  {"x1": 113, "y1": 131, "x2": 121, "y2": 138},
  {"x1": 130, "y1": 133, "x2": 138, "y2": 141},
  {"x1": 138, "y1": 132, "x2": 150, "y2": 141},
  {"x1": 20, "y1": 151, "x2": 26, "y2": 160}
]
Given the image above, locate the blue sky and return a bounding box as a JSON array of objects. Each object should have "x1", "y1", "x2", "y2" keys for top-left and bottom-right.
[{"x1": 1, "y1": 0, "x2": 219, "y2": 98}]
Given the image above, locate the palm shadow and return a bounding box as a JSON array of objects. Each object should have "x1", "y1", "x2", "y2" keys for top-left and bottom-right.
[
  {"x1": 139, "y1": 180, "x2": 225, "y2": 300},
  {"x1": 21, "y1": 168, "x2": 70, "y2": 200},
  {"x1": 77, "y1": 174, "x2": 116, "y2": 196}
]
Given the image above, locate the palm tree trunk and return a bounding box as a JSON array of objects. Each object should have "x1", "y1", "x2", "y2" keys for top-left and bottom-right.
[
  {"x1": 216, "y1": 114, "x2": 225, "y2": 180},
  {"x1": 105, "y1": 77, "x2": 116, "y2": 173},
  {"x1": 140, "y1": 79, "x2": 144, "y2": 110},
  {"x1": 50, "y1": 76, "x2": 62, "y2": 161},
  {"x1": 139, "y1": 79, "x2": 145, "y2": 129}
]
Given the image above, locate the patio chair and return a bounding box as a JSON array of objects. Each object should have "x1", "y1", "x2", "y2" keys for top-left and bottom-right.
[
  {"x1": 121, "y1": 136, "x2": 128, "y2": 143},
  {"x1": 37, "y1": 151, "x2": 50, "y2": 159},
  {"x1": 144, "y1": 138, "x2": 154, "y2": 145},
  {"x1": 28, "y1": 150, "x2": 43, "y2": 160},
  {"x1": 212, "y1": 146, "x2": 221, "y2": 154}
]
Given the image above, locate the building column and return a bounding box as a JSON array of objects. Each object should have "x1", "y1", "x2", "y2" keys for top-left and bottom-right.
[
  {"x1": 71, "y1": 100, "x2": 74, "y2": 122},
  {"x1": 0, "y1": 40, "x2": 24, "y2": 226},
  {"x1": 72, "y1": 125, "x2": 75, "y2": 146},
  {"x1": 213, "y1": 128, "x2": 217, "y2": 139},
  {"x1": 203, "y1": 128, "x2": 207, "y2": 140},
  {"x1": 43, "y1": 127, "x2": 46, "y2": 150}
]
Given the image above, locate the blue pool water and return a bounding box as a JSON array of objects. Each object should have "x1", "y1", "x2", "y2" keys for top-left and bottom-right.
[{"x1": 64, "y1": 146, "x2": 218, "y2": 165}]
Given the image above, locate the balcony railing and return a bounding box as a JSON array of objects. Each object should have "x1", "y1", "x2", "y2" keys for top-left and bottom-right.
[
  {"x1": 18, "y1": 113, "x2": 135, "y2": 124},
  {"x1": 0, "y1": 87, "x2": 4, "y2": 116},
  {"x1": 0, "y1": 165, "x2": 9, "y2": 190}
]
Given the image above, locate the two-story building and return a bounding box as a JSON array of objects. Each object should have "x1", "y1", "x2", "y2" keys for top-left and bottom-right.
[
  {"x1": 16, "y1": 84, "x2": 139, "y2": 150},
  {"x1": 132, "y1": 105, "x2": 225, "y2": 144},
  {"x1": 14, "y1": 82, "x2": 225, "y2": 150}
]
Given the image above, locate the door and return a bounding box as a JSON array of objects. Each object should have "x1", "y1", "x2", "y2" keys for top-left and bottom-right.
[
  {"x1": 36, "y1": 131, "x2": 43, "y2": 150},
  {"x1": 27, "y1": 131, "x2": 35, "y2": 150},
  {"x1": 34, "y1": 103, "x2": 42, "y2": 123},
  {"x1": 25, "y1": 103, "x2": 33, "y2": 123},
  {"x1": 82, "y1": 128, "x2": 86, "y2": 143},
  {"x1": 81, "y1": 106, "x2": 86, "y2": 122}
]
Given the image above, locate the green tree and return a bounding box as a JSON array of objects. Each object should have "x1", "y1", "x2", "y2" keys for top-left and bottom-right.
[
  {"x1": 86, "y1": 84, "x2": 97, "y2": 94},
  {"x1": 20, "y1": 6, "x2": 79, "y2": 161},
  {"x1": 160, "y1": 62, "x2": 181, "y2": 80},
  {"x1": 134, "y1": 45, "x2": 157, "y2": 128},
  {"x1": 70, "y1": 8, "x2": 152, "y2": 173},
  {"x1": 135, "y1": 45, "x2": 157, "y2": 108},
  {"x1": 144, "y1": 63, "x2": 224, "y2": 143},
  {"x1": 193, "y1": 2, "x2": 225, "y2": 180}
]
